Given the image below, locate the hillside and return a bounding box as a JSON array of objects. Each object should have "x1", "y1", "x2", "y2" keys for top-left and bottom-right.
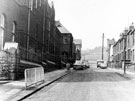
[{"x1": 81, "y1": 46, "x2": 107, "y2": 61}]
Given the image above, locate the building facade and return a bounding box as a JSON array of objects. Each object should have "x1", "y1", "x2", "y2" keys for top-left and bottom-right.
[
  {"x1": 55, "y1": 21, "x2": 75, "y2": 64},
  {"x1": 0, "y1": 0, "x2": 51, "y2": 62},
  {"x1": 73, "y1": 39, "x2": 82, "y2": 60},
  {"x1": 113, "y1": 23, "x2": 135, "y2": 70},
  {"x1": 0, "y1": 0, "x2": 61, "y2": 79},
  {"x1": 0, "y1": 0, "x2": 79, "y2": 79},
  {"x1": 106, "y1": 39, "x2": 115, "y2": 67}
]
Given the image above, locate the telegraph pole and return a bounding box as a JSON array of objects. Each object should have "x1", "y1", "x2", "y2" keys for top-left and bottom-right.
[{"x1": 102, "y1": 33, "x2": 104, "y2": 60}]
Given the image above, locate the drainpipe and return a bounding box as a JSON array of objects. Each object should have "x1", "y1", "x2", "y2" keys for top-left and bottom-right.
[{"x1": 42, "y1": 1, "x2": 46, "y2": 61}]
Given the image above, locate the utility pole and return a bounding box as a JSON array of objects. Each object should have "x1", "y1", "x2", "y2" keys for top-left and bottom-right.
[{"x1": 102, "y1": 33, "x2": 104, "y2": 60}]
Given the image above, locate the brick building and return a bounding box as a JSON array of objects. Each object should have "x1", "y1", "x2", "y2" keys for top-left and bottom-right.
[
  {"x1": 0, "y1": 0, "x2": 80, "y2": 80},
  {"x1": 113, "y1": 23, "x2": 135, "y2": 70},
  {"x1": 0, "y1": 0, "x2": 60, "y2": 79},
  {"x1": 55, "y1": 21, "x2": 74, "y2": 64}
]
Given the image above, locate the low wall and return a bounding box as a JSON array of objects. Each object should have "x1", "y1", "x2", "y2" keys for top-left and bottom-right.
[{"x1": 25, "y1": 67, "x2": 44, "y2": 89}]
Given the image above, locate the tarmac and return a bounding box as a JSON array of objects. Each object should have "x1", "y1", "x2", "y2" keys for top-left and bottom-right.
[
  {"x1": 108, "y1": 67, "x2": 135, "y2": 80},
  {"x1": 0, "y1": 69, "x2": 72, "y2": 101},
  {"x1": 0, "y1": 67, "x2": 135, "y2": 101}
]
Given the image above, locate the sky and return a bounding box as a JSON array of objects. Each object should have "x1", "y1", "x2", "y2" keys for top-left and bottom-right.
[{"x1": 49, "y1": 0, "x2": 135, "y2": 50}]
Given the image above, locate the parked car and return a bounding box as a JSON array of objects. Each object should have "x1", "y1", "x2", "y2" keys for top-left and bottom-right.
[
  {"x1": 73, "y1": 60, "x2": 89, "y2": 70},
  {"x1": 97, "y1": 60, "x2": 107, "y2": 69},
  {"x1": 85, "y1": 62, "x2": 90, "y2": 68},
  {"x1": 82, "y1": 60, "x2": 90, "y2": 68},
  {"x1": 73, "y1": 65, "x2": 85, "y2": 70},
  {"x1": 97, "y1": 60, "x2": 104, "y2": 68},
  {"x1": 73, "y1": 60, "x2": 84, "y2": 70},
  {"x1": 99, "y1": 62, "x2": 107, "y2": 69}
]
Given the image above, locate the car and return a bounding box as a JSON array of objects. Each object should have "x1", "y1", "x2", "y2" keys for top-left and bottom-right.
[
  {"x1": 97, "y1": 60, "x2": 104, "y2": 68},
  {"x1": 73, "y1": 60, "x2": 89, "y2": 70},
  {"x1": 82, "y1": 60, "x2": 90, "y2": 68},
  {"x1": 73, "y1": 60, "x2": 85, "y2": 70},
  {"x1": 97, "y1": 60, "x2": 107, "y2": 69},
  {"x1": 99, "y1": 62, "x2": 107, "y2": 69},
  {"x1": 85, "y1": 62, "x2": 90, "y2": 68},
  {"x1": 73, "y1": 65, "x2": 85, "y2": 70}
]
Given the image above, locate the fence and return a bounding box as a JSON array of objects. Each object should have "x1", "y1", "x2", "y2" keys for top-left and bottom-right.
[{"x1": 25, "y1": 67, "x2": 45, "y2": 89}]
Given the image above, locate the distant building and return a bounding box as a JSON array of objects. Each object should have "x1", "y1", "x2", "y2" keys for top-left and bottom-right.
[
  {"x1": 55, "y1": 21, "x2": 74, "y2": 63},
  {"x1": 106, "y1": 38, "x2": 115, "y2": 66},
  {"x1": 74, "y1": 39, "x2": 82, "y2": 60}
]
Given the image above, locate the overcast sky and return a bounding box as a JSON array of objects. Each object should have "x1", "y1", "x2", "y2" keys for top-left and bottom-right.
[{"x1": 50, "y1": 0, "x2": 135, "y2": 50}]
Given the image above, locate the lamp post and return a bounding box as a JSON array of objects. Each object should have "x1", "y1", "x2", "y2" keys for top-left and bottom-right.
[{"x1": 123, "y1": 33, "x2": 127, "y2": 74}]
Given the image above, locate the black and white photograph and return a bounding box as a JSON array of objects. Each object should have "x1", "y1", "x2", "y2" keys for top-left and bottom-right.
[{"x1": 1, "y1": 0, "x2": 135, "y2": 101}]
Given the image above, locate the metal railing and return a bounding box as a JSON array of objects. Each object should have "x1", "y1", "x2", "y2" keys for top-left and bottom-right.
[{"x1": 25, "y1": 67, "x2": 45, "y2": 89}]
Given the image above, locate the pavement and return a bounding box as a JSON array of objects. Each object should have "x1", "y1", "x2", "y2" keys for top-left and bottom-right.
[
  {"x1": 108, "y1": 67, "x2": 135, "y2": 80},
  {"x1": 0, "y1": 68, "x2": 73, "y2": 101},
  {"x1": 0, "y1": 67, "x2": 135, "y2": 101}
]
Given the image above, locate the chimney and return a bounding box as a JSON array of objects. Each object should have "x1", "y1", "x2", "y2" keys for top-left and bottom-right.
[
  {"x1": 129, "y1": 22, "x2": 134, "y2": 31},
  {"x1": 120, "y1": 33, "x2": 122, "y2": 39},
  {"x1": 124, "y1": 28, "x2": 129, "y2": 35}
]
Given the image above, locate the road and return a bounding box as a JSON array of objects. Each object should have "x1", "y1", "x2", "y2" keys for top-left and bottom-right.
[{"x1": 24, "y1": 66, "x2": 135, "y2": 101}]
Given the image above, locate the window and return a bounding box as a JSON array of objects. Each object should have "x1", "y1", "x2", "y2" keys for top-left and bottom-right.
[
  {"x1": 63, "y1": 37, "x2": 69, "y2": 44},
  {"x1": 34, "y1": 0, "x2": 38, "y2": 8},
  {"x1": 133, "y1": 50, "x2": 134, "y2": 61},
  {"x1": 30, "y1": 0, "x2": 33, "y2": 11},
  {"x1": 36, "y1": 0, "x2": 38, "y2": 8},
  {"x1": 0, "y1": 15, "x2": 4, "y2": 27},
  {"x1": 12, "y1": 22, "x2": 16, "y2": 42},
  {"x1": 134, "y1": 32, "x2": 135, "y2": 45},
  {"x1": 48, "y1": 21, "x2": 50, "y2": 31},
  {"x1": 0, "y1": 14, "x2": 5, "y2": 50},
  {"x1": 131, "y1": 51, "x2": 132, "y2": 61},
  {"x1": 39, "y1": 0, "x2": 42, "y2": 7},
  {"x1": 35, "y1": 24, "x2": 38, "y2": 39},
  {"x1": 133, "y1": 32, "x2": 135, "y2": 45}
]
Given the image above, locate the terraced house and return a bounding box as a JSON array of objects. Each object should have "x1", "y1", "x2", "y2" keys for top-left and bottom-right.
[{"x1": 113, "y1": 23, "x2": 135, "y2": 71}]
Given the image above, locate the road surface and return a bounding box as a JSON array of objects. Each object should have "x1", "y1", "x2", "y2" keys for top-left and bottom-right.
[{"x1": 24, "y1": 67, "x2": 135, "y2": 101}]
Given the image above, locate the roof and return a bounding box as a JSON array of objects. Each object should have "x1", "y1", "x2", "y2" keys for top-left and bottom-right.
[
  {"x1": 74, "y1": 39, "x2": 82, "y2": 45},
  {"x1": 55, "y1": 21, "x2": 71, "y2": 33}
]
